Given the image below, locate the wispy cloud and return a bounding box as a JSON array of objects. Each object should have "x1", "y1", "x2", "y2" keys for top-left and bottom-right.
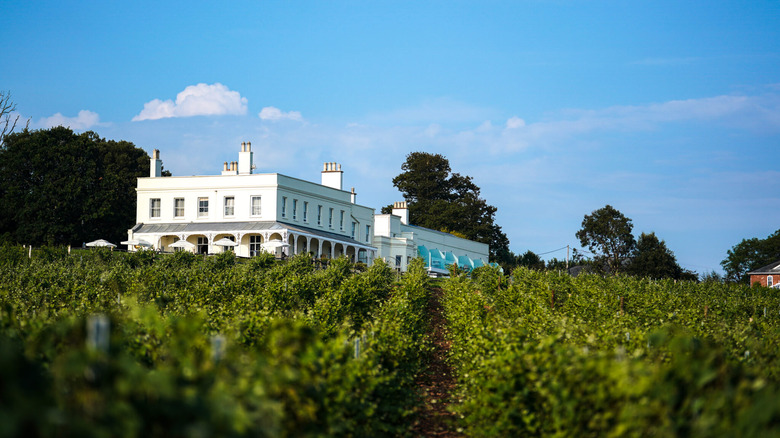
[
  {"x1": 632, "y1": 57, "x2": 700, "y2": 66},
  {"x1": 364, "y1": 97, "x2": 500, "y2": 126},
  {"x1": 258, "y1": 106, "x2": 303, "y2": 122},
  {"x1": 37, "y1": 110, "x2": 101, "y2": 130},
  {"x1": 464, "y1": 93, "x2": 780, "y2": 154},
  {"x1": 132, "y1": 83, "x2": 248, "y2": 121}
]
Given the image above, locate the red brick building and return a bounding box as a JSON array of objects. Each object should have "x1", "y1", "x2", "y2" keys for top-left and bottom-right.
[{"x1": 748, "y1": 260, "x2": 780, "y2": 288}]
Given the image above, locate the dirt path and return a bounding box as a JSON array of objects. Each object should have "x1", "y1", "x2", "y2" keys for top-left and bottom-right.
[{"x1": 412, "y1": 286, "x2": 462, "y2": 437}]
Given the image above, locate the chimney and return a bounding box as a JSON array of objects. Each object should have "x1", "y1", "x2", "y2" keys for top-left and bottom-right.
[
  {"x1": 392, "y1": 201, "x2": 409, "y2": 225},
  {"x1": 222, "y1": 160, "x2": 237, "y2": 175},
  {"x1": 321, "y1": 162, "x2": 343, "y2": 190},
  {"x1": 238, "y1": 141, "x2": 253, "y2": 175},
  {"x1": 150, "y1": 149, "x2": 162, "y2": 177},
  {"x1": 350, "y1": 187, "x2": 356, "y2": 204}
]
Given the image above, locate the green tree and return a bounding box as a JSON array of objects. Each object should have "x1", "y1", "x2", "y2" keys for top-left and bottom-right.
[
  {"x1": 518, "y1": 250, "x2": 545, "y2": 270},
  {"x1": 721, "y1": 229, "x2": 780, "y2": 283},
  {"x1": 391, "y1": 152, "x2": 511, "y2": 263},
  {"x1": 0, "y1": 127, "x2": 149, "y2": 246},
  {"x1": 626, "y1": 232, "x2": 690, "y2": 280},
  {"x1": 575, "y1": 205, "x2": 635, "y2": 275}
]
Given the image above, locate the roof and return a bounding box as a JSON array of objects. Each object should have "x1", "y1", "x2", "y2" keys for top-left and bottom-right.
[{"x1": 748, "y1": 259, "x2": 780, "y2": 275}]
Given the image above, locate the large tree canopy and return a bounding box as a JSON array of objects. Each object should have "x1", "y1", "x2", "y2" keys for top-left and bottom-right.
[
  {"x1": 390, "y1": 152, "x2": 511, "y2": 263},
  {"x1": 575, "y1": 205, "x2": 635, "y2": 275},
  {"x1": 0, "y1": 127, "x2": 150, "y2": 246},
  {"x1": 626, "y1": 232, "x2": 694, "y2": 280},
  {"x1": 721, "y1": 229, "x2": 780, "y2": 283}
]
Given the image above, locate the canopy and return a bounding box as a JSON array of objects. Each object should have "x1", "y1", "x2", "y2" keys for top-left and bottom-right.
[
  {"x1": 120, "y1": 239, "x2": 152, "y2": 248},
  {"x1": 86, "y1": 239, "x2": 116, "y2": 248},
  {"x1": 214, "y1": 237, "x2": 238, "y2": 247},
  {"x1": 168, "y1": 240, "x2": 196, "y2": 249},
  {"x1": 458, "y1": 255, "x2": 475, "y2": 270}
]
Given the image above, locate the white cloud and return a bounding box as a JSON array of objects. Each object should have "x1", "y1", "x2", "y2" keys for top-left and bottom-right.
[
  {"x1": 506, "y1": 116, "x2": 525, "y2": 129},
  {"x1": 132, "y1": 83, "x2": 248, "y2": 121},
  {"x1": 258, "y1": 106, "x2": 303, "y2": 122},
  {"x1": 365, "y1": 97, "x2": 500, "y2": 125},
  {"x1": 38, "y1": 110, "x2": 100, "y2": 130}
]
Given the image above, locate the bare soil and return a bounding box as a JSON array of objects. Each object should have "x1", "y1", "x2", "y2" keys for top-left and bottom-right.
[{"x1": 411, "y1": 287, "x2": 463, "y2": 437}]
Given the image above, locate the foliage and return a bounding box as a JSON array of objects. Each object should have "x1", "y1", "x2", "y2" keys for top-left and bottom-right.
[
  {"x1": 576, "y1": 204, "x2": 636, "y2": 275},
  {"x1": 0, "y1": 127, "x2": 149, "y2": 246},
  {"x1": 391, "y1": 152, "x2": 511, "y2": 264},
  {"x1": 443, "y1": 267, "x2": 780, "y2": 436},
  {"x1": 721, "y1": 229, "x2": 780, "y2": 283},
  {"x1": 517, "y1": 250, "x2": 545, "y2": 271},
  {"x1": 627, "y1": 232, "x2": 695, "y2": 280},
  {"x1": 0, "y1": 248, "x2": 431, "y2": 437}
]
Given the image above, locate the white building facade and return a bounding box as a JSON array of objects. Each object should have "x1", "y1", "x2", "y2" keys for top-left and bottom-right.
[
  {"x1": 127, "y1": 143, "x2": 377, "y2": 263},
  {"x1": 127, "y1": 143, "x2": 493, "y2": 273},
  {"x1": 373, "y1": 202, "x2": 492, "y2": 274}
]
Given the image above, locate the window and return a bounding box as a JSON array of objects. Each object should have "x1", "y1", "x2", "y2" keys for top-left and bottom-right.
[
  {"x1": 251, "y1": 196, "x2": 262, "y2": 216},
  {"x1": 250, "y1": 235, "x2": 262, "y2": 257},
  {"x1": 340, "y1": 210, "x2": 345, "y2": 230},
  {"x1": 365, "y1": 225, "x2": 371, "y2": 243},
  {"x1": 174, "y1": 198, "x2": 184, "y2": 218},
  {"x1": 197, "y1": 237, "x2": 208, "y2": 254},
  {"x1": 317, "y1": 205, "x2": 323, "y2": 225},
  {"x1": 293, "y1": 199, "x2": 298, "y2": 220},
  {"x1": 224, "y1": 196, "x2": 235, "y2": 217},
  {"x1": 328, "y1": 208, "x2": 333, "y2": 228},
  {"x1": 351, "y1": 222, "x2": 356, "y2": 239},
  {"x1": 198, "y1": 197, "x2": 209, "y2": 217},
  {"x1": 770, "y1": 276, "x2": 774, "y2": 287},
  {"x1": 303, "y1": 202, "x2": 308, "y2": 222},
  {"x1": 149, "y1": 198, "x2": 161, "y2": 219},
  {"x1": 395, "y1": 255, "x2": 402, "y2": 268},
  {"x1": 282, "y1": 197, "x2": 287, "y2": 218}
]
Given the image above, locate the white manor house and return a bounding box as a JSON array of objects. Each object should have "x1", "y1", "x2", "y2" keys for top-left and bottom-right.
[{"x1": 126, "y1": 142, "x2": 492, "y2": 274}]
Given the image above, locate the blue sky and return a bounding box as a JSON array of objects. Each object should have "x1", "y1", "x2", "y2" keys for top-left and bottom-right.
[{"x1": 3, "y1": 0, "x2": 779, "y2": 274}]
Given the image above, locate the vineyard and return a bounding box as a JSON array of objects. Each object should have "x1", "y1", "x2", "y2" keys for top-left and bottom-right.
[
  {"x1": 443, "y1": 267, "x2": 780, "y2": 437},
  {"x1": 0, "y1": 246, "x2": 430, "y2": 437},
  {"x1": 4, "y1": 245, "x2": 780, "y2": 437}
]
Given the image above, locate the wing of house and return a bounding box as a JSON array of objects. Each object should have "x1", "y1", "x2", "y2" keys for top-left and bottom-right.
[
  {"x1": 128, "y1": 143, "x2": 376, "y2": 262},
  {"x1": 748, "y1": 260, "x2": 780, "y2": 288}
]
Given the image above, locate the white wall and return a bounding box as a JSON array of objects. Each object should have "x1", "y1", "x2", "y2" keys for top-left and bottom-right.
[
  {"x1": 373, "y1": 213, "x2": 490, "y2": 271},
  {"x1": 135, "y1": 172, "x2": 376, "y2": 245}
]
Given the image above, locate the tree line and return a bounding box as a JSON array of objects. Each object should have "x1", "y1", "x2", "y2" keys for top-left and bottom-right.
[
  {"x1": 0, "y1": 127, "x2": 150, "y2": 246},
  {"x1": 2, "y1": 88, "x2": 775, "y2": 280}
]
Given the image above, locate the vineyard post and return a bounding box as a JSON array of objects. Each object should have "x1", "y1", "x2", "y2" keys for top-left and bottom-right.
[
  {"x1": 211, "y1": 335, "x2": 226, "y2": 362},
  {"x1": 87, "y1": 314, "x2": 110, "y2": 353},
  {"x1": 620, "y1": 296, "x2": 624, "y2": 316},
  {"x1": 551, "y1": 290, "x2": 555, "y2": 311},
  {"x1": 28, "y1": 245, "x2": 32, "y2": 258},
  {"x1": 704, "y1": 305, "x2": 708, "y2": 319}
]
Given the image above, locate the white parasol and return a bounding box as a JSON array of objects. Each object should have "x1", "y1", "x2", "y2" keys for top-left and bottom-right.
[
  {"x1": 120, "y1": 239, "x2": 152, "y2": 248},
  {"x1": 168, "y1": 240, "x2": 196, "y2": 250},
  {"x1": 85, "y1": 239, "x2": 116, "y2": 248}
]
